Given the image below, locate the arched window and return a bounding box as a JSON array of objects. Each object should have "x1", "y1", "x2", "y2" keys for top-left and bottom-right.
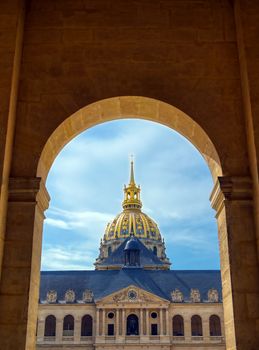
[
  {"x1": 209, "y1": 315, "x2": 221, "y2": 336},
  {"x1": 126, "y1": 314, "x2": 139, "y2": 335},
  {"x1": 81, "y1": 315, "x2": 93, "y2": 336},
  {"x1": 191, "y1": 315, "x2": 202, "y2": 336},
  {"x1": 153, "y1": 246, "x2": 157, "y2": 256},
  {"x1": 173, "y1": 315, "x2": 184, "y2": 336},
  {"x1": 44, "y1": 315, "x2": 56, "y2": 337},
  {"x1": 63, "y1": 315, "x2": 74, "y2": 336},
  {"x1": 108, "y1": 246, "x2": 112, "y2": 256}
]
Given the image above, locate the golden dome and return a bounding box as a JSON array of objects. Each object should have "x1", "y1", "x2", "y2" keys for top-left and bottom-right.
[
  {"x1": 104, "y1": 211, "x2": 161, "y2": 241},
  {"x1": 104, "y1": 159, "x2": 162, "y2": 241}
]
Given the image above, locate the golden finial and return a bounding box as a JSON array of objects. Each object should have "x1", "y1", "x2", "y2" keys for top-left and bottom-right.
[{"x1": 122, "y1": 157, "x2": 142, "y2": 210}]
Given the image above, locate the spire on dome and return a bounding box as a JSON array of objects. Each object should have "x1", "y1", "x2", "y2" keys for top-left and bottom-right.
[
  {"x1": 130, "y1": 155, "x2": 135, "y2": 185},
  {"x1": 122, "y1": 157, "x2": 142, "y2": 210}
]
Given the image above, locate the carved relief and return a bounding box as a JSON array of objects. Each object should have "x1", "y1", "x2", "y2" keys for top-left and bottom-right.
[
  {"x1": 171, "y1": 289, "x2": 183, "y2": 302},
  {"x1": 113, "y1": 290, "x2": 127, "y2": 302},
  {"x1": 139, "y1": 292, "x2": 153, "y2": 302},
  {"x1": 112, "y1": 288, "x2": 155, "y2": 303},
  {"x1": 83, "y1": 289, "x2": 94, "y2": 303},
  {"x1": 190, "y1": 289, "x2": 201, "y2": 303},
  {"x1": 208, "y1": 288, "x2": 219, "y2": 302},
  {"x1": 65, "y1": 289, "x2": 75, "y2": 303},
  {"x1": 46, "y1": 290, "x2": 57, "y2": 303}
]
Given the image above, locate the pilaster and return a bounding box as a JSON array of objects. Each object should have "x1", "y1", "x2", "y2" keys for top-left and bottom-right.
[
  {"x1": 36, "y1": 317, "x2": 45, "y2": 343},
  {"x1": 96, "y1": 308, "x2": 100, "y2": 336},
  {"x1": 0, "y1": 177, "x2": 49, "y2": 350},
  {"x1": 210, "y1": 176, "x2": 259, "y2": 350},
  {"x1": 56, "y1": 318, "x2": 63, "y2": 343},
  {"x1": 184, "y1": 316, "x2": 191, "y2": 342},
  {"x1": 74, "y1": 315, "x2": 81, "y2": 343}
]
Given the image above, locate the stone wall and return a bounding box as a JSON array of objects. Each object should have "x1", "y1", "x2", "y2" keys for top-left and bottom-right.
[{"x1": 0, "y1": 1, "x2": 259, "y2": 349}]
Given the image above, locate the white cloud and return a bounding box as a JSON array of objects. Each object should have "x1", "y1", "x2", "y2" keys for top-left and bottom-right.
[
  {"x1": 41, "y1": 244, "x2": 95, "y2": 270},
  {"x1": 42, "y1": 119, "x2": 219, "y2": 271},
  {"x1": 45, "y1": 218, "x2": 70, "y2": 230}
]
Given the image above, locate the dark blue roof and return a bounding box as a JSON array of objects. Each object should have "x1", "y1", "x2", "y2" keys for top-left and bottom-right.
[
  {"x1": 39, "y1": 269, "x2": 222, "y2": 303},
  {"x1": 124, "y1": 236, "x2": 141, "y2": 251},
  {"x1": 98, "y1": 236, "x2": 164, "y2": 267}
]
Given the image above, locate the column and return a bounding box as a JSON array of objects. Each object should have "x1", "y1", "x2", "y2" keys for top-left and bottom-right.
[
  {"x1": 146, "y1": 309, "x2": 149, "y2": 336},
  {"x1": 210, "y1": 176, "x2": 259, "y2": 350},
  {"x1": 116, "y1": 309, "x2": 119, "y2": 336},
  {"x1": 159, "y1": 309, "x2": 163, "y2": 335},
  {"x1": 122, "y1": 309, "x2": 126, "y2": 336},
  {"x1": 140, "y1": 309, "x2": 144, "y2": 336},
  {"x1": 102, "y1": 309, "x2": 105, "y2": 336},
  {"x1": 166, "y1": 309, "x2": 169, "y2": 336},
  {"x1": 0, "y1": 177, "x2": 50, "y2": 350},
  {"x1": 96, "y1": 308, "x2": 100, "y2": 336}
]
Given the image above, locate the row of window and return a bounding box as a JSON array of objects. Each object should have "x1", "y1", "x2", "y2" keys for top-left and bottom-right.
[
  {"x1": 43, "y1": 314, "x2": 222, "y2": 337},
  {"x1": 173, "y1": 315, "x2": 221, "y2": 337}
]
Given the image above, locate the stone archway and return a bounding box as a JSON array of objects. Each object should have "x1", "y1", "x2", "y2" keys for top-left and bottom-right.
[
  {"x1": 37, "y1": 96, "x2": 222, "y2": 183},
  {"x1": 1, "y1": 96, "x2": 259, "y2": 350}
]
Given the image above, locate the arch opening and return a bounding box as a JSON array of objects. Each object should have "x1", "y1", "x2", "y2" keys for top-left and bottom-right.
[
  {"x1": 81, "y1": 315, "x2": 93, "y2": 336},
  {"x1": 126, "y1": 314, "x2": 139, "y2": 335},
  {"x1": 44, "y1": 315, "x2": 56, "y2": 337},
  {"x1": 209, "y1": 315, "x2": 222, "y2": 337},
  {"x1": 191, "y1": 315, "x2": 203, "y2": 337},
  {"x1": 173, "y1": 315, "x2": 184, "y2": 336},
  {"x1": 63, "y1": 315, "x2": 74, "y2": 336},
  {"x1": 37, "y1": 97, "x2": 222, "y2": 183}
]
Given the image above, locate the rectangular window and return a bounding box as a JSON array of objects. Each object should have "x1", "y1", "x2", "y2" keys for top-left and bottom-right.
[
  {"x1": 151, "y1": 324, "x2": 158, "y2": 335},
  {"x1": 108, "y1": 324, "x2": 114, "y2": 336}
]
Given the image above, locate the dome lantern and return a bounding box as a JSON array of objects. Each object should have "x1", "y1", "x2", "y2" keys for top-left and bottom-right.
[{"x1": 122, "y1": 159, "x2": 142, "y2": 211}]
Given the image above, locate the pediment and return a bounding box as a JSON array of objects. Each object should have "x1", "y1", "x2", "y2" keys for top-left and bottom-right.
[{"x1": 97, "y1": 285, "x2": 169, "y2": 304}]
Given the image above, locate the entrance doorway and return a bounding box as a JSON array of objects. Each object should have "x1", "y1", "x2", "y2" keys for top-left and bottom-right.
[{"x1": 127, "y1": 314, "x2": 139, "y2": 335}]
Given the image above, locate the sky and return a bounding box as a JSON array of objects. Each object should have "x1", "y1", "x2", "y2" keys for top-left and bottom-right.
[{"x1": 41, "y1": 119, "x2": 220, "y2": 271}]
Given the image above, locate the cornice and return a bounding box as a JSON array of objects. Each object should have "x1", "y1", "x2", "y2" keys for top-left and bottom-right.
[
  {"x1": 210, "y1": 176, "x2": 253, "y2": 215},
  {"x1": 8, "y1": 177, "x2": 50, "y2": 212}
]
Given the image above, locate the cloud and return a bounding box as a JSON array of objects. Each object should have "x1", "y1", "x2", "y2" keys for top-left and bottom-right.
[
  {"x1": 45, "y1": 206, "x2": 114, "y2": 231},
  {"x1": 41, "y1": 244, "x2": 95, "y2": 270},
  {"x1": 42, "y1": 119, "x2": 219, "y2": 271}
]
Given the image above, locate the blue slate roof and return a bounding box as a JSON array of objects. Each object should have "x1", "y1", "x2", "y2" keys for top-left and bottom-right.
[
  {"x1": 39, "y1": 269, "x2": 222, "y2": 303},
  {"x1": 98, "y1": 236, "x2": 164, "y2": 267}
]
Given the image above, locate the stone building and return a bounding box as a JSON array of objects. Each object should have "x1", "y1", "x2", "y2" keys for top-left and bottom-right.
[
  {"x1": 1, "y1": 1, "x2": 259, "y2": 349},
  {"x1": 36, "y1": 163, "x2": 225, "y2": 349}
]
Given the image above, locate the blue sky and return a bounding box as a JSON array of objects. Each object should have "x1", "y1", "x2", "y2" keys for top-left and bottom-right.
[{"x1": 41, "y1": 119, "x2": 220, "y2": 271}]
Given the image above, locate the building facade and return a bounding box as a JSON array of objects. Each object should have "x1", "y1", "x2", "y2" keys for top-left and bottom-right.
[{"x1": 36, "y1": 162, "x2": 225, "y2": 350}]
